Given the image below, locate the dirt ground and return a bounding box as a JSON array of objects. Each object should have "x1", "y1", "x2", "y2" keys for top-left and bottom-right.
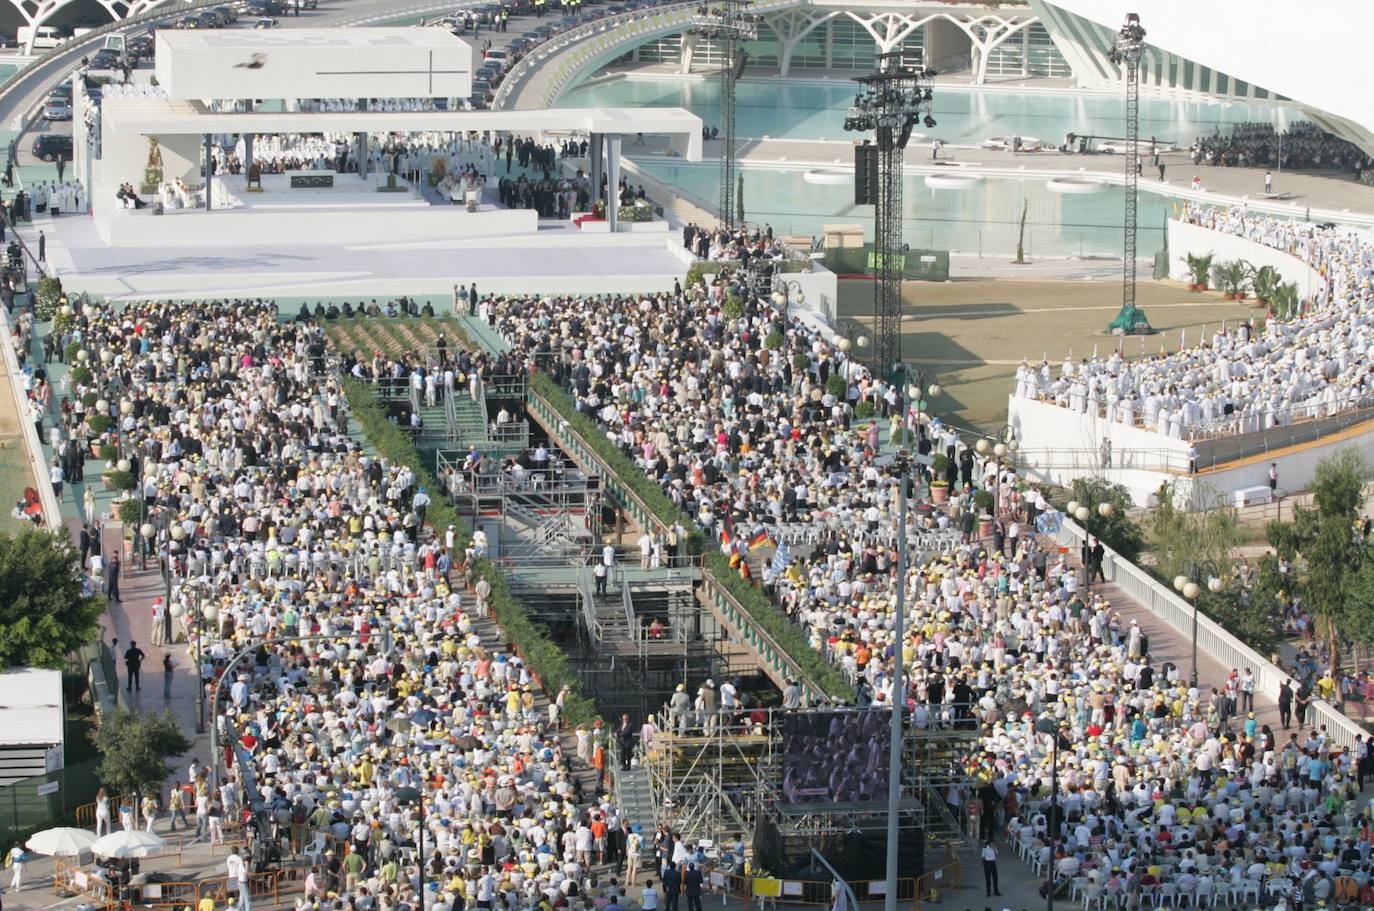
[{"x1": 836, "y1": 277, "x2": 1257, "y2": 429}]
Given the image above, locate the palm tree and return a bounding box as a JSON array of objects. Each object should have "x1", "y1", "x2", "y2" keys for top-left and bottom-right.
[
  {"x1": 1180, "y1": 252, "x2": 1214, "y2": 289},
  {"x1": 1210, "y1": 259, "x2": 1250, "y2": 299}
]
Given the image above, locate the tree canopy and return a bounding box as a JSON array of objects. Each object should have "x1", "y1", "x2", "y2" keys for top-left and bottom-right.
[
  {"x1": 94, "y1": 709, "x2": 192, "y2": 798},
  {"x1": 0, "y1": 528, "x2": 104, "y2": 668},
  {"x1": 1264, "y1": 448, "x2": 1370, "y2": 676}
]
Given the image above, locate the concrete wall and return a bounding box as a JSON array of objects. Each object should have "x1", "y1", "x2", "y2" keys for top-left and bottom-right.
[
  {"x1": 1167, "y1": 219, "x2": 1322, "y2": 299},
  {"x1": 1009, "y1": 394, "x2": 1374, "y2": 507}
]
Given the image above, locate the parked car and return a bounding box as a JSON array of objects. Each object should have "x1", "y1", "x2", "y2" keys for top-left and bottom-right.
[
  {"x1": 31, "y1": 134, "x2": 73, "y2": 162},
  {"x1": 254, "y1": 16, "x2": 278, "y2": 28},
  {"x1": 42, "y1": 97, "x2": 72, "y2": 120},
  {"x1": 88, "y1": 48, "x2": 121, "y2": 69}
]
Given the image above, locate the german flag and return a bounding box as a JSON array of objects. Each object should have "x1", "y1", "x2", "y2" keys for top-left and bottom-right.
[
  {"x1": 748, "y1": 529, "x2": 772, "y2": 552},
  {"x1": 720, "y1": 528, "x2": 732, "y2": 547}
]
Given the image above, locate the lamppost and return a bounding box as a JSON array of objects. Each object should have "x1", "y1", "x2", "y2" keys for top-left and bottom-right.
[
  {"x1": 977, "y1": 425, "x2": 1018, "y2": 515},
  {"x1": 170, "y1": 581, "x2": 215, "y2": 734},
  {"x1": 1173, "y1": 559, "x2": 1224, "y2": 688},
  {"x1": 1034, "y1": 716, "x2": 1068, "y2": 911},
  {"x1": 835, "y1": 318, "x2": 871, "y2": 361},
  {"x1": 1065, "y1": 493, "x2": 1115, "y2": 592},
  {"x1": 770, "y1": 278, "x2": 805, "y2": 322},
  {"x1": 899, "y1": 367, "x2": 939, "y2": 458},
  {"x1": 882, "y1": 451, "x2": 912, "y2": 911},
  {"x1": 393, "y1": 785, "x2": 426, "y2": 907}
]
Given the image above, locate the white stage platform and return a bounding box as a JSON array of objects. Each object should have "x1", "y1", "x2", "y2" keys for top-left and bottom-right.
[
  {"x1": 38, "y1": 210, "x2": 692, "y2": 299},
  {"x1": 94, "y1": 171, "x2": 533, "y2": 248}
]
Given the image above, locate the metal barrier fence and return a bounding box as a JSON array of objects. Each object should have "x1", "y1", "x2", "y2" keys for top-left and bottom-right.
[
  {"x1": 53, "y1": 858, "x2": 278, "y2": 911},
  {"x1": 0, "y1": 757, "x2": 103, "y2": 843},
  {"x1": 1054, "y1": 518, "x2": 1368, "y2": 750}
]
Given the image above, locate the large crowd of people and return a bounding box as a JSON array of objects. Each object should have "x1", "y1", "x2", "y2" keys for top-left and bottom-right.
[
  {"x1": 1192, "y1": 122, "x2": 1373, "y2": 175},
  {"x1": 472, "y1": 274, "x2": 1374, "y2": 907},
  {"x1": 44, "y1": 295, "x2": 651, "y2": 911},
  {"x1": 24, "y1": 270, "x2": 1374, "y2": 911},
  {"x1": 1014, "y1": 203, "x2": 1374, "y2": 441}
]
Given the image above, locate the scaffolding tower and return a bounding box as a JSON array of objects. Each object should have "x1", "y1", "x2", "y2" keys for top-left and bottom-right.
[
  {"x1": 436, "y1": 447, "x2": 601, "y2": 560},
  {"x1": 1110, "y1": 13, "x2": 1147, "y2": 316},
  {"x1": 643, "y1": 708, "x2": 977, "y2": 850},
  {"x1": 689, "y1": 1, "x2": 759, "y2": 229}
]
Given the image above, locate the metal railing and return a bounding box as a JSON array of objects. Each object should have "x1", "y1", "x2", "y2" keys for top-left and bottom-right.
[{"x1": 1053, "y1": 517, "x2": 1368, "y2": 749}]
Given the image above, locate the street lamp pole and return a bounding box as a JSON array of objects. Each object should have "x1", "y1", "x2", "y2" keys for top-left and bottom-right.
[
  {"x1": 770, "y1": 278, "x2": 805, "y2": 323},
  {"x1": 882, "y1": 452, "x2": 910, "y2": 911},
  {"x1": 395, "y1": 785, "x2": 426, "y2": 908},
  {"x1": 1066, "y1": 494, "x2": 1114, "y2": 593},
  {"x1": 1035, "y1": 718, "x2": 1062, "y2": 911},
  {"x1": 1173, "y1": 559, "x2": 1223, "y2": 689}
]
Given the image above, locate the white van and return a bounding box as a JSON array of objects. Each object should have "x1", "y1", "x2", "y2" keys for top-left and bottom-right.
[{"x1": 17, "y1": 26, "x2": 62, "y2": 50}]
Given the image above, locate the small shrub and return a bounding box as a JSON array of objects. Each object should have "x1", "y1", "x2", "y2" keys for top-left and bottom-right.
[
  {"x1": 854, "y1": 401, "x2": 877, "y2": 419},
  {"x1": 105, "y1": 470, "x2": 136, "y2": 491},
  {"x1": 764, "y1": 331, "x2": 784, "y2": 350},
  {"x1": 825, "y1": 374, "x2": 847, "y2": 398}
]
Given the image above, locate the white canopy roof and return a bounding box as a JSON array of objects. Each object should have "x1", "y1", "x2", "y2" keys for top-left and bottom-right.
[{"x1": 0, "y1": 668, "x2": 63, "y2": 748}]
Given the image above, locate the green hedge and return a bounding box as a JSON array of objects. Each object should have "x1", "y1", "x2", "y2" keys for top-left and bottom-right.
[
  {"x1": 529, "y1": 374, "x2": 851, "y2": 702},
  {"x1": 528, "y1": 372, "x2": 703, "y2": 555},
  {"x1": 340, "y1": 377, "x2": 598, "y2": 728},
  {"x1": 705, "y1": 552, "x2": 853, "y2": 700}
]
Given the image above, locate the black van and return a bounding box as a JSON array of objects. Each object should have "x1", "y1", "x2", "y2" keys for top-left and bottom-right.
[{"x1": 32, "y1": 134, "x2": 74, "y2": 162}]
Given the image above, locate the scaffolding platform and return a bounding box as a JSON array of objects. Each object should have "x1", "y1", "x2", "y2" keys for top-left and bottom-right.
[{"x1": 643, "y1": 708, "x2": 979, "y2": 849}]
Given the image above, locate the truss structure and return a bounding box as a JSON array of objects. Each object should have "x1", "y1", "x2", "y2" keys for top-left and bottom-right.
[
  {"x1": 1110, "y1": 14, "x2": 1147, "y2": 319},
  {"x1": 436, "y1": 448, "x2": 601, "y2": 561},
  {"x1": 689, "y1": 1, "x2": 758, "y2": 229},
  {"x1": 643, "y1": 708, "x2": 978, "y2": 848}
]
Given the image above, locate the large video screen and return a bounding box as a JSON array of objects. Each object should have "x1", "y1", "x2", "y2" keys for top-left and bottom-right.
[{"x1": 782, "y1": 710, "x2": 891, "y2": 805}]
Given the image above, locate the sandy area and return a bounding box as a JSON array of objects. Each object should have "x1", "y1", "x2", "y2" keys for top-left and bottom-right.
[{"x1": 837, "y1": 277, "x2": 1256, "y2": 429}]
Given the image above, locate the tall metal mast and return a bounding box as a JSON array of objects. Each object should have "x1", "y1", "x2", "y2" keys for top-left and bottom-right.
[
  {"x1": 690, "y1": 1, "x2": 757, "y2": 229},
  {"x1": 1110, "y1": 14, "x2": 1146, "y2": 316},
  {"x1": 844, "y1": 53, "x2": 936, "y2": 377}
]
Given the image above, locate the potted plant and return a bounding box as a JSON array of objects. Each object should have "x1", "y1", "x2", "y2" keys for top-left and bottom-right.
[
  {"x1": 1211, "y1": 259, "x2": 1250, "y2": 300},
  {"x1": 973, "y1": 489, "x2": 996, "y2": 534},
  {"x1": 1181, "y1": 252, "x2": 1214, "y2": 291},
  {"x1": 930, "y1": 454, "x2": 951, "y2": 504},
  {"x1": 1271, "y1": 281, "x2": 1300, "y2": 320},
  {"x1": 103, "y1": 469, "x2": 136, "y2": 492},
  {"x1": 826, "y1": 373, "x2": 848, "y2": 399},
  {"x1": 1248, "y1": 264, "x2": 1279, "y2": 310},
  {"x1": 854, "y1": 401, "x2": 877, "y2": 420}
]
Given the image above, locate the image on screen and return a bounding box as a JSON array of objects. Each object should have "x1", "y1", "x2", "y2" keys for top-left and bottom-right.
[{"x1": 782, "y1": 710, "x2": 891, "y2": 805}]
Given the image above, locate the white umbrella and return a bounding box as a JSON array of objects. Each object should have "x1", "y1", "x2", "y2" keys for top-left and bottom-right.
[
  {"x1": 26, "y1": 826, "x2": 98, "y2": 856},
  {"x1": 91, "y1": 829, "x2": 165, "y2": 859}
]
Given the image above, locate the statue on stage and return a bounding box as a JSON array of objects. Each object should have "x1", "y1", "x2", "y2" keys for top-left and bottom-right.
[
  {"x1": 1107, "y1": 301, "x2": 1153, "y2": 335},
  {"x1": 142, "y1": 137, "x2": 164, "y2": 195}
]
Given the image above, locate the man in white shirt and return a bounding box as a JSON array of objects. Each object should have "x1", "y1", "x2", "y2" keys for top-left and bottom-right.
[{"x1": 226, "y1": 849, "x2": 249, "y2": 910}]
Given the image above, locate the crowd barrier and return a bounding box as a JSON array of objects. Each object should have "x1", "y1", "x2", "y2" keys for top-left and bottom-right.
[{"x1": 54, "y1": 858, "x2": 281, "y2": 911}]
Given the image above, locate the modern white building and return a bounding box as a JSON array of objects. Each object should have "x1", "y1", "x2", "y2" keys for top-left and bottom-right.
[
  {"x1": 0, "y1": 668, "x2": 66, "y2": 787},
  {"x1": 1029, "y1": 0, "x2": 1374, "y2": 153}
]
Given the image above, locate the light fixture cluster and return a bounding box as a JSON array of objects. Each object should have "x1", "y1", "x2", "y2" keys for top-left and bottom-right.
[
  {"x1": 1107, "y1": 12, "x2": 1146, "y2": 66},
  {"x1": 842, "y1": 53, "x2": 937, "y2": 151}
]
